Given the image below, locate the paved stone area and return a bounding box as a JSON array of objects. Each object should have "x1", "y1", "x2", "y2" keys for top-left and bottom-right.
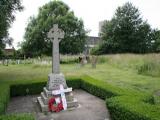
[{"x1": 7, "y1": 90, "x2": 111, "y2": 120}]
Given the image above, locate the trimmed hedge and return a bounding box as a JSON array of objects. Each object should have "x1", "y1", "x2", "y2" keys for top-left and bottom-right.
[
  {"x1": 10, "y1": 77, "x2": 81, "y2": 97},
  {"x1": 0, "y1": 84, "x2": 10, "y2": 115},
  {"x1": 0, "y1": 75, "x2": 160, "y2": 120},
  {"x1": 107, "y1": 96, "x2": 160, "y2": 120},
  {"x1": 80, "y1": 75, "x2": 160, "y2": 120},
  {"x1": 10, "y1": 82, "x2": 46, "y2": 97},
  {"x1": 0, "y1": 114, "x2": 34, "y2": 120},
  {"x1": 66, "y1": 77, "x2": 81, "y2": 89}
]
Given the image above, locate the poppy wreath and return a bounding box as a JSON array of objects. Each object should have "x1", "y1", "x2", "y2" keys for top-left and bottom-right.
[{"x1": 48, "y1": 97, "x2": 64, "y2": 112}]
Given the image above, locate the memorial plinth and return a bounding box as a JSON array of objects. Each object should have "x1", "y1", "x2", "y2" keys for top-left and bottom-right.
[{"x1": 37, "y1": 24, "x2": 78, "y2": 112}]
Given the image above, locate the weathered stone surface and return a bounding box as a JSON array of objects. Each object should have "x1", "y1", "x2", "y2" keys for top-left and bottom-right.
[
  {"x1": 38, "y1": 86, "x2": 77, "y2": 112},
  {"x1": 7, "y1": 90, "x2": 111, "y2": 120},
  {"x1": 41, "y1": 90, "x2": 74, "y2": 105},
  {"x1": 37, "y1": 24, "x2": 78, "y2": 112},
  {"x1": 47, "y1": 73, "x2": 67, "y2": 90},
  {"x1": 38, "y1": 96, "x2": 78, "y2": 112},
  {"x1": 43, "y1": 87, "x2": 72, "y2": 98},
  {"x1": 47, "y1": 24, "x2": 64, "y2": 74},
  {"x1": 37, "y1": 97, "x2": 48, "y2": 112}
]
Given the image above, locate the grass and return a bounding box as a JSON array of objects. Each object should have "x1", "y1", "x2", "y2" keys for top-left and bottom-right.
[
  {"x1": 0, "y1": 114, "x2": 34, "y2": 120},
  {"x1": 0, "y1": 54, "x2": 160, "y2": 95},
  {"x1": 0, "y1": 54, "x2": 160, "y2": 119}
]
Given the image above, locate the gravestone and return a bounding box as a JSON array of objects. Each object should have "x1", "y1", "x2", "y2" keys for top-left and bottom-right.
[
  {"x1": 79, "y1": 55, "x2": 87, "y2": 67},
  {"x1": 91, "y1": 56, "x2": 98, "y2": 68},
  {"x1": 37, "y1": 24, "x2": 78, "y2": 112}
]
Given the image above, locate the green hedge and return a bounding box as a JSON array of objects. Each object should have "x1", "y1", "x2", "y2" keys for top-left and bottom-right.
[
  {"x1": 0, "y1": 84, "x2": 10, "y2": 115},
  {"x1": 0, "y1": 114, "x2": 34, "y2": 120},
  {"x1": 60, "y1": 59, "x2": 78, "y2": 64},
  {"x1": 107, "y1": 96, "x2": 160, "y2": 120},
  {"x1": 0, "y1": 75, "x2": 160, "y2": 120},
  {"x1": 10, "y1": 82, "x2": 46, "y2": 97},
  {"x1": 10, "y1": 77, "x2": 81, "y2": 97},
  {"x1": 80, "y1": 75, "x2": 160, "y2": 120},
  {"x1": 66, "y1": 77, "x2": 81, "y2": 89}
]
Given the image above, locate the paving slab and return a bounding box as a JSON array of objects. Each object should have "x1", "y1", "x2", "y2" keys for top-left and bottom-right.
[{"x1": 7, "y1": 90, "x2": 111, "y2": 120}]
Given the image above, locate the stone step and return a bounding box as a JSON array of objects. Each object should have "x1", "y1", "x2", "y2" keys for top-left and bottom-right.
[
  {"x1": 43, "y1": 87, "x2": 52, "y2": 97},
  {"x1": 67, "y1": 98, "x2": 78, "y2": 108},
  {"x1": 41, "y1": 91, "x2": 74, "y2": 105},
  {"x1": 38, "y1": 96, "x2": 78, "y2": 112},
  {"x1": 37, "y1": 97, "x2": 48, "y2": 112},
  {"x1": 41, "y1": 92, "x2": 48, "y2": 104},
  {"x1": 66, "y1": 93, "x2": 74, "y2": 101}
]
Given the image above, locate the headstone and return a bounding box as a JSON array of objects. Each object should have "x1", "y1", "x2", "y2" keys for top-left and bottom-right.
[
  {"x1": 37, "y1": 24, "x2": 78, "y2": 112},
  {"x1": 91, "y1": 56, "x2": 98, "y2": 68},
  {"x1": 79, "y1": 55, "x2": 87, "y2": 67},
  {"x1": 5, "y1": 59, "x2": 8, "y2": 66},
  {"x1": 17, "y1": 60, "x2": 20, "y2": 64}
]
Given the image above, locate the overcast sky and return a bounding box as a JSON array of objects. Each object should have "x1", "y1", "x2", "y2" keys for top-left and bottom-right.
[{"x1": 8, "y1": 0, "x2": 160, "y2": 49}]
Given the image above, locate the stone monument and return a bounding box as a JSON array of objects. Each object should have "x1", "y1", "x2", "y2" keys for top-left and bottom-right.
[{"x1": 37, "y1": 24, "x2": 78, "y2": 112}]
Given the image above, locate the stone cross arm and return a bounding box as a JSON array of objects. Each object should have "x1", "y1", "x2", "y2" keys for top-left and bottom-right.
[{"x1": 47, "y1": 24, "x2": 65, "y2": 41}]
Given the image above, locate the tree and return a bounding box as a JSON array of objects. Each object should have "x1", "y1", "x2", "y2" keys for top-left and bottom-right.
[
  {"x1": 21, "y1": 1, "x2": 86, "y2": 56},
  {"x1": 0, "y1": 0, "x2": 23, "y2": 55},
  {"x1": 98, "y1": 2, "x2": 154, "y2": 54},
  {"x1": 152, "y1": 30, "x2": 160, "y2": 52}
]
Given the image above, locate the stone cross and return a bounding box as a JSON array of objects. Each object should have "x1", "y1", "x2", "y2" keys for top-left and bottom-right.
[{"x1": 48, "y1": 24, "x2": 65, "y2": 74}]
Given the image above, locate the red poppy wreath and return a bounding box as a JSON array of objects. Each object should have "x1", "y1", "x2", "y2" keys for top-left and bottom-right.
[{"x1": 48, "y1": 97, "x2": 63, "y2": 112}]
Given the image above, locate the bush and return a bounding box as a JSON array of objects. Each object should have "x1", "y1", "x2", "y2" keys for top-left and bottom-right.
[
  {"x1": 81, "y1": 75, "x2": 123, "y2": 99},
  {"x1": 0, "y1": 103, "x2": 5, "y2": 115},
  {"x1": 107, "y1": 95, "x2": 160, "y2": 120},
  {"x1": 80, "y1": 75, "x2": 160, "y2": 120},
  {"x1": 0, "y1": 84, "x2": 10, "y2": 115},
  {"x1": 10, "y1": 82, "x2": 46, "y2": 97},
  {"x1": 10, "y1": 77, "x2": 81, "y2": 97},
  {"x1": 0, "y1": 75, "x2": 160, "y2": 120},
  {"x1": 60, "y1": 58, "x2": 78, "y2": 64},
  {"x1": 66, "y1": 77, "x2": 81, "y2": 89},
  {"x1": 0, "y1": 114, "x2": 34, "y2": 120}
]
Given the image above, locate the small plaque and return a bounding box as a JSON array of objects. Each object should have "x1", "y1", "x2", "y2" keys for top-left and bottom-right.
[{"x1": 47, "y1": 73, "x2": 67, "y2": 90}]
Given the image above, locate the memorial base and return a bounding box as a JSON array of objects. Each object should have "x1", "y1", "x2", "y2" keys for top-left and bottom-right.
[
  {"x1": 47, "y1": 73, "x2": 67, "y2": 90},
  {"x1": 37, "y1": 73, "x2": 78, "y2": 112}
]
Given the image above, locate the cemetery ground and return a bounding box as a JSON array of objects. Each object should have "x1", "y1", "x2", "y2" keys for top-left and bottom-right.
[{"x1": 0, "y1": 54, "x2": 160, "y2": 120}]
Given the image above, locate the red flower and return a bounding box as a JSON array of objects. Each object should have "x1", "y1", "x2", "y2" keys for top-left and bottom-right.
[{"x1": 48, "y1": 97, "x2": 64, "y2": 112}]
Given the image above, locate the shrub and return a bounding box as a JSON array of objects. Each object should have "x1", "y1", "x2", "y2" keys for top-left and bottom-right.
[
  {"x1": 66, "y1": 77, "x2": 81, "y2": 89},
  {"x1": 0, "y1": 84, "x2": 10, "y2": 115},
  {"x1": 107, "y1": 95, "x2": 160, "y2": 120},
  {"x1": 80, "y1": 75, "x2": 160, "y2": 120},
  {"x1": 0, "y1": 74, "x2": 160, "y2": 120},
  {"x1": 10, "y1": 77, "x2": 81, "y2": 97},
  {"x1": 0, "y1": 114, "x2": 34, "y2": 120},
  {"x1": 10, "y1": 82, "x2": 46, "y2": 97},
  {"x1": 60, "y1": 58, "x2": 78, "y2": 64},
  {"x1": 0, "y1": 103, "x2": 5, "y2": 115}
]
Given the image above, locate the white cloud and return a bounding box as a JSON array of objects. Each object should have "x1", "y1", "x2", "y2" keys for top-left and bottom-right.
[{"x1": 9, "y1": 0, "x2": 160, "y2": 49}]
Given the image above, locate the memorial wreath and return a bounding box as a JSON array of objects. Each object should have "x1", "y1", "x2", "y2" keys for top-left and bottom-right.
[{"x1": 48, "y1": 97, "x2": 63, "y2": 112}]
